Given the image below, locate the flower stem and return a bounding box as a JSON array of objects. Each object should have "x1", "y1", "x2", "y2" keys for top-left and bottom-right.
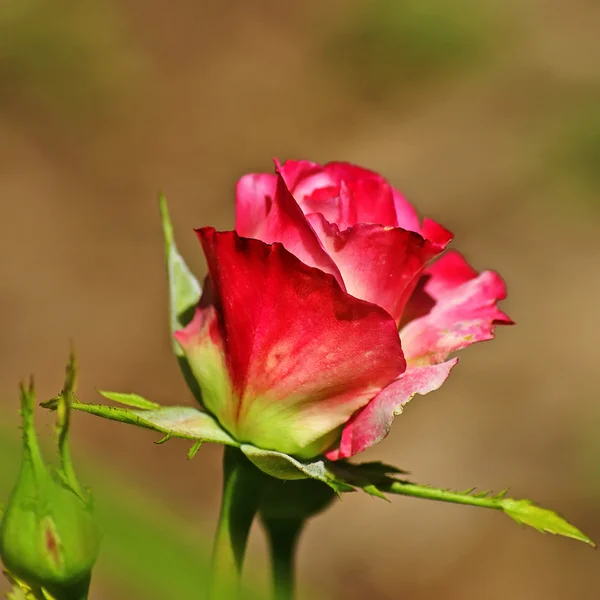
[
  {"x1": 208, "y1": 447, "x2": 267, "y2": 600},
  {"x1": 263, "y1": 518, "x2": 303, "y2": 600}
]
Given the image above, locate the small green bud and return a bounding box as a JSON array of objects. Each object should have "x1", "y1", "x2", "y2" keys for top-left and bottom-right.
[{"x1": 0, "y1": 359, "x2": 100, "y2": 600}]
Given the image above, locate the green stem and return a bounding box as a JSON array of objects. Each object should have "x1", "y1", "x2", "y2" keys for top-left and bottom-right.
[
  {"x1": 208, "y1": 447, "x2": 266, "y2": 600},
  {"x1": 263, "y1": 518, "x2": 303, "y2": 600}
]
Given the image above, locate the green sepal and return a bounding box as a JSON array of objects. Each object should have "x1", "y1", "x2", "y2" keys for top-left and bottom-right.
[
  {"x1": 1, "y1": 355, "x2": 100, "y2": 599},
  {"x1": 42, "y1": 393, "x2": 238, "y2": 448},
  {"x1": 97, "y1": 391, "x2": 160, "y2": 411},
  {"x1": 158, "y1": 194, "x2": 203, "y2": 403},
  {"x1": 240, "y1": 445, "x2": 353, "y2": 493}
]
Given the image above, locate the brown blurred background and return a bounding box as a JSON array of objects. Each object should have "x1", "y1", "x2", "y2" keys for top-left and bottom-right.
[{"x1": 1, "y1": 0, "x2": 599, "y2": 598}]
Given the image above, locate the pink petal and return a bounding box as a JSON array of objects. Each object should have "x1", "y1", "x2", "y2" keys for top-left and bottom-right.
[
  {"x1": 307, "y1": 215, "x2": 449, "y2": 324},
  {"x1": 235, "y1": 172, "x2": 345, "y2": 288},
  {"x1": 424, "y1": 249, "x2": 479, "y2": 297},
  {"x1": 392, "y1": 189, "x2": 421, "y2": 233},
  {"x1": 321, "y1": 161, "x2": 384, "y2": 183},
  {"x1": 279, "y1": 160, "x2": 399, "y2": 228},
  {"x1": 181, "y1": 228, "x2": 406, "y2": 457},
  {"x1": 276, "y1": 159, "x2": 329, "y2": 194},
  {"x1": 326, "y1": 359, "x2": 458, "y2": 460},
  {"x1": 279, "y1": 159, "x2": 380, "y2": 201},
  {"x1": 300, "y1": 184, "x2": 353, "y2": 228},
  {"x1": 301, "y1": 179, "x2": 398, "y2": 230},
  {"x1": 235, "y1": 173, "x2": 278, "y2": 238},
  {"x1": 400, "y1": 251, "x2": 513, "y2": 366}
]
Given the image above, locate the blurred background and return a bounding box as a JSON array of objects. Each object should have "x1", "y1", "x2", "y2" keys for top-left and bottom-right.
[{"x1": 1, "y1": 0, "x2": 599, "y2": 598}]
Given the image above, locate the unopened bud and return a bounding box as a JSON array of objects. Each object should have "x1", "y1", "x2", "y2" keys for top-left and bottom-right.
[{"x1": 0, "y1": 362, "x2": 100, "y2": 599}]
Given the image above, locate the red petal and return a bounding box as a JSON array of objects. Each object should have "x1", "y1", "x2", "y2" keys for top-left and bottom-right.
[
  {"x1": 342, "y1": 178, "x2": 398, "y2": 228},
  {"x1": 190, "y1": 228, "x2": 406, "y2": 457},
  {"x1": 327, "y1": 360, "x2": 458, "y2": 460},
  {"x1": 307, "y1": 216, "x2": 449, "y2": 324},
  {"x1": 401, "y1": 251, "x2": 513, "y2": 365},
  {"x1": 420, "y1": 218, "x2": 454, "y2": 248},
  {"x1": 235, "y1": 172, "x2": 345, "y2": 288}
]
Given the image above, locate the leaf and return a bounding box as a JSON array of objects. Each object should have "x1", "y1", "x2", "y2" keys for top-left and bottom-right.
[
  {"x1": 158, "y1": 194, "x2": 203, "y2": 403},
  {"x1": 98, "y1": 390, "x2": 160, "y2": 411},
  {"x1": 502, "y1": 498, "x2": 595, "y2": 546}
]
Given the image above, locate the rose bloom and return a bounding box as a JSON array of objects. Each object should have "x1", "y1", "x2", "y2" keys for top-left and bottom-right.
[{"x1": 175, "y1": 160, "x2": 511, "y2": 460}]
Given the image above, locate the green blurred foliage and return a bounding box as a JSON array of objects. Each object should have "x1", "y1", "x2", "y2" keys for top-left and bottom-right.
[
  {"x1": 322, "y1": 0, "x2": 491, "y2": 101},
  {"x1": 557, "y1": 103, "x2": 600, "y2": 193},
  {"x1": 0, "y1": 0, "x2": 143, "y2": 121}
]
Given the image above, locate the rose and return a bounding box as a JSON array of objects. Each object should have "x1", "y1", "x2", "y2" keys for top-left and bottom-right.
[{"x1": 175, "y1": 160, "x2": 511, "y2": 460}]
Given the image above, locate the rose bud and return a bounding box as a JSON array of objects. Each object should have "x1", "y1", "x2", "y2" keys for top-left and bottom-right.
[
  {"x1": 175, "y1": 160, "x2": 511, "y2": 459},
  {"x1": 0, "y1": 378, "x2": 99, "y2": 599}
]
